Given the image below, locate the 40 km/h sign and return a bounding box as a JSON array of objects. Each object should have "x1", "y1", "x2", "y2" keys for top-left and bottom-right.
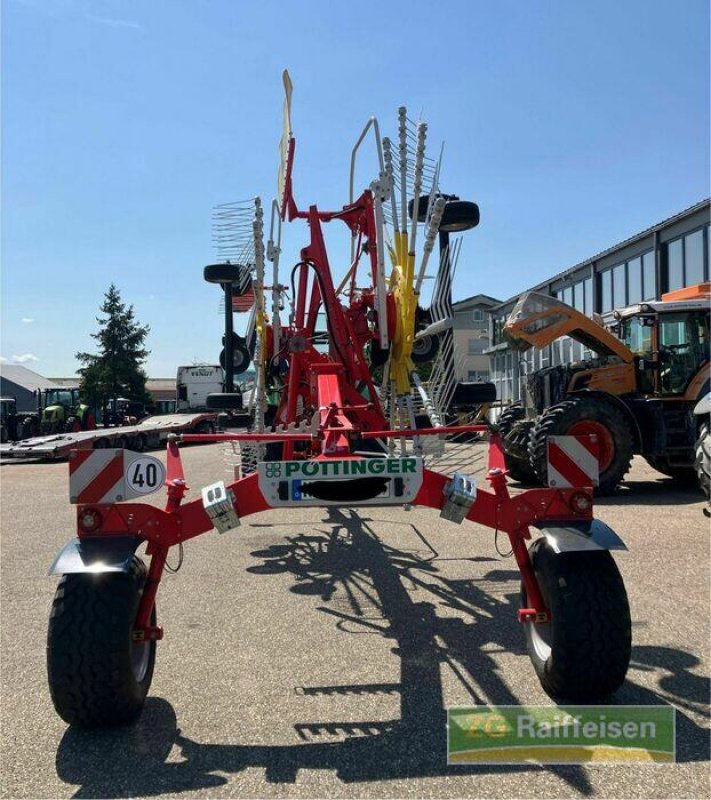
[{"x1": 69, "y1": 449, "x2": 167, "y2": 504}]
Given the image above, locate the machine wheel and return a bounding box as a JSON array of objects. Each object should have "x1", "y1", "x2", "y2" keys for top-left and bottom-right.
[
  {"x1": 131, "y1": 433, "x2": 148, "y2": 452},
  {"x1": 47, "y1": 556, "x2": 156, "y2": 727},
  {"x1": 497, "y1": 403, "x2": 538, "y2": 484},
  {"x1": 20, "y1": 416, "x2": 37, "y2": 439},
  {"x1": 411, "y1": 334, "x2": 439, "y2": 364},
  {"x1": 195, "y1": 419, "x2": 216, "y2": 434},
  {"x1": 203, "y1": 262, "x2": 241, "y2": 284},
  {"x1": 644, "y1": 456, "x2": 696, "y2": 483},
  {"x1": 113, "y1": 435, "x2": 128, "y2": 450},
  {"x1": 695, "y1": 423, "x2": 711, "y2": 499},
  {"x1": 521, "y1": 538, "x2": 631, "y2": 702},
  {"x1": 529, "y1": 397, "x2": 633, "y2": 495}
]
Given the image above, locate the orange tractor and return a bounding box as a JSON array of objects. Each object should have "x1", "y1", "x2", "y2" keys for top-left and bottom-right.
[{"x1": 500, "y1": 283, "x2": 710, "y2": 494}]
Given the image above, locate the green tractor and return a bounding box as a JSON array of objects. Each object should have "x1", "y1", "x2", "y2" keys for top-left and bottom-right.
[{"x1": 40, "y1": 388, "x2": 96, "y2": 435}]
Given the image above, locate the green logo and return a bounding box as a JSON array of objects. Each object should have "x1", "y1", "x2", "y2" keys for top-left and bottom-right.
[
  {"x1": 448, "y1": 706, "x2": 675, "y2": 764},
  {"x1": 265, "y1": 463, "x2": 282, "y2": 478}
]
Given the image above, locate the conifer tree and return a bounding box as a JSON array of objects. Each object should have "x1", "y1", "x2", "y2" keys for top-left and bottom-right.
[{"x1": 76, "y1": 284, "x2": 151, "y2": 409}]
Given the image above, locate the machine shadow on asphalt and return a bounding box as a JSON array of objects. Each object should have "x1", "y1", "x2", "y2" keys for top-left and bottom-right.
[{"x1": 54, "y1": 508, "x2": 709, "y2": 797}]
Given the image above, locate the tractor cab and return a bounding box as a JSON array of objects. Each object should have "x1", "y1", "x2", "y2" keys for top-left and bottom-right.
[{"x1": 616, "y1": 285, "x2": 710, "y2": 398}]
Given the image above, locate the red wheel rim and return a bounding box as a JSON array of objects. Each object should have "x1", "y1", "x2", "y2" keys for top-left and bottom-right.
[{"x1": 568, "y1": 420, "x2": 615, "y2": 472}]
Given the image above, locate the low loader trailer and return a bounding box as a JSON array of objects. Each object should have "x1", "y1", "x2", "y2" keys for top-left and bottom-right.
[
  {"x1": 0, "y1": 412, "x2": 219, "y2": 461},
  {"x1": 46, "y1": 73, "x2": 633, "y2": 730}
]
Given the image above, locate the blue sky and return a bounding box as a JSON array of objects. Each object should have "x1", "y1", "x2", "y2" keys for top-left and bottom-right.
[{"x1": 2, "y1": 0, "x2": 709, "y2": 377}]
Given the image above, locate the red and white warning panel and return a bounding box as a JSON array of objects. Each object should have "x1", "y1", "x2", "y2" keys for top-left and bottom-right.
[
  {"x1": 546, "y1": 435, "x2": 599, "y2": 488},
  {"x1": 69, "y1": 449, "x2": 167, "y2": 504}
]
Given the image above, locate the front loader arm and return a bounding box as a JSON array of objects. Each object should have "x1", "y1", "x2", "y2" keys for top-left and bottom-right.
[{"x1": 504, "y1": 291, "x2": 634, "y2": 362}]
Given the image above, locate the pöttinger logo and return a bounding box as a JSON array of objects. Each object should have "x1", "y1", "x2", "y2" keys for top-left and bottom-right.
[
  {"x1": 265, "y1": 462, "x2": 282, "y2": 478},
  {"x1": 447, "y1": 706, "x2": 675, "y2": 764}
]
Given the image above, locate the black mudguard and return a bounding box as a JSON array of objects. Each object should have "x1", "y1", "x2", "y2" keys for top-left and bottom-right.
[
  {"x1": 533, "y1": 519, "x2": 627, "y2": 553},
  {"x1": 48, "y1": 536, "x2": 141, "y2": 575}
]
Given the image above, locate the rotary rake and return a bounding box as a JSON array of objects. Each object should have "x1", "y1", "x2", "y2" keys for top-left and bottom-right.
[{"x1": 46, "y1": 71, "x2": 632, "y2": 728}]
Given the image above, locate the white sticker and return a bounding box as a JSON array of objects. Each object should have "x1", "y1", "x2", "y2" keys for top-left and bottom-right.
[{"x1": 124, "y1": 455, "x2": 166, "y2": 496}]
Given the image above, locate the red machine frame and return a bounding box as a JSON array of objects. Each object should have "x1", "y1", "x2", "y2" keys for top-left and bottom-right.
[{"x1": 70, "y1": 186, "x2": 599, "y2": 645}]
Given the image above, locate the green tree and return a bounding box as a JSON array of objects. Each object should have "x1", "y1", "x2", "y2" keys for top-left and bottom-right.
[{"x1": 76, "y1": 284, "x2": 151, "y2": 409}]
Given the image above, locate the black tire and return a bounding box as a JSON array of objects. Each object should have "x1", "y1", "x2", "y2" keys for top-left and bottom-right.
[
  {"x1": 93, "y1": 437, "x2": 110, "y2": 449},
  {"x1": 695, "y1": 422, "x2": 711, "y2": 499},
  {"x1": 369, "y1": 341, "x2": 389, "y2": 367},
  {"x1": 451, "y1": 381, "x2": 497, "y2": 407},
  {"x1": 113, "y1": 435, "x2": 129, "y2": 450},
  {"x1": 47, "y1": 556, "x2": 156, "y2": 727},
  {"x1": 522, "y1": 537, "x2": 631, "y2": 702},
  {"x1": 195, "y1": 420, "x2": 216, "y2": 434},
  {"x1": 411, "y1": 334, "x2": 439, "y2": 364},
  {"x1": 220, "y1": 340, "x2": 251, "y2": 374},
  {"x1": 20, "y1": 416, "x2": 37, "y2": 439},
  {"x1": 439, "y1": 200, "x2": 480, "y2": 232},
  {"x1": 206, "y1": 392, "x2": 243, "y2": 410},
  {"x1": 497, "y1": 403, "x2": 538, "y2": 484},
  {"x1": 203, "y1": 262, "x2": 241, "y2": 284},
  {"x1": 131, "y1": 433, "x2": 148, "y2": 452},
  {"x1": 645, "y1": 455, "x2": 696, "y2": 483},
  {"x1": 529, "y1": 397, "x2": 633, "y2": 495}
]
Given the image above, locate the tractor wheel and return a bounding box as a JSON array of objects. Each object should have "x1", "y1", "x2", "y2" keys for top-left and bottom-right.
[
  {"x1": 695, "y1": 423, "x2": 711, "y2": 499},
  {"x1": 20, "y1": 416, "x2": 37, "y2": 439},
  {"x1": 47, "y1": 556, "x2": 156, "y2": 727},
  {"x1": 521, "y1": 538, "x2": 631, "y2": 702},
  {"x1": 113, "y1": 435, "x2": 129, "y2": 450},
  {"x1": 644, "y1": 456, "x2": 696, "y2": 483},
  {"x1": 497, "y1": 403, "x2": 538, "y2": 484},
  {"x1": 131, "y1": 433, "x2": 148, "y2": 452},
  {"x1": 66, "y1": 417, "x2": 82, "y2": 433},
  {"x1": 529, "y1": 397, "x2": 633, "y2": 495},
  {"x1": 411, "y1": 334, "x2": 439, "y2": 364},
  {"x1": 93, "y1": 437, "x2": 110, "y2": 449}
]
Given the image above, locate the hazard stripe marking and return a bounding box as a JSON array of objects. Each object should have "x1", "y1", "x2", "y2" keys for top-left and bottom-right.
[
  {"x1": 70, "y1": 451, "x2": 116, "y2": 497},
  {"x1": 69, "y1": 449, "x2": 94, "y2": 475},
  {"x1": 76, "y1": 455, "x2": 124, "y2": 504},
  {"x1": 547, "y1": 436, "x2": 599, "y2": 488}
]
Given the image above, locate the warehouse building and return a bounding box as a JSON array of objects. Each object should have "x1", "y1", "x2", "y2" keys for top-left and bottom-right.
[
  {"x1": 0, "y1": 364, "x2": 58, "y2": 412},
  {"x1": 484, "y1": 198, "x2": 711, "y2": 408}
]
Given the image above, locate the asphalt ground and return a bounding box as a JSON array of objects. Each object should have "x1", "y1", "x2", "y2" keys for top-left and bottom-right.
[{"x1": 1, "y1": 442, "x2": 709, "y2": 799}]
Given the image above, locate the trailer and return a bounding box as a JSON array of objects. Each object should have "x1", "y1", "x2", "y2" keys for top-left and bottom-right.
[{"x1": 0, "y1": 412, "x2": 220, "y2": 460}]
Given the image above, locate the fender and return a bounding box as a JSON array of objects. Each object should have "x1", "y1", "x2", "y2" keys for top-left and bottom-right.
[
  {"x1": 48, "y1": 536, "x2": 141, "y2": 576},
  {"x1": 534, "y1": 520, "x2": 627, "y2": 553}
]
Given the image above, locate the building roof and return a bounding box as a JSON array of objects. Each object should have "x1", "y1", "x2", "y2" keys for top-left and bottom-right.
[
  {"x1": 452, "y1": 293, "x2": 502, "y2": 310},
  {"x1": 0, "y1": 364, "x2": 59, "y2": 392},
  {"x1": 490, "y1": 197, "x2": 711, "y2": 311}
]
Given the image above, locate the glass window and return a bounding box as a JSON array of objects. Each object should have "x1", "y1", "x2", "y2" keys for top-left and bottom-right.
[
  {"x1": 473, "y1": 309, "x2": 484, "y2": 322},
  {"x1": 468, "y1": 338, "x2": 484, "y2": 354},
  {"x1": 574, "y1": 281, "x2": 585, "y2": 312},
  {"x1": 627, "y1": 257, "x2": 642, "y2": 305},
  {"x1": 622, "y1": 317, "x2": 653, "y2": 355},
  {"x1": 562, "y1": 286, "x2": 573, "y2": 307},
  {"x1": 642, "y1": 251, "x2": 656, "y2": 300},
  {"x1": 584, "y1": 277, "x2": 593, "y2": 314},
  {"x1": 612, "y1": 263, "x2": 626, "y2": 308},
  {"x1": 667, "y1": 238, "x2": 683, "y2": 291},
  {"x1": 685, "y1": 229, "x2": 704, "y2": 285},
  {"x1": 600, "y1": 270, "x2": 612, "y2": 312}
]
